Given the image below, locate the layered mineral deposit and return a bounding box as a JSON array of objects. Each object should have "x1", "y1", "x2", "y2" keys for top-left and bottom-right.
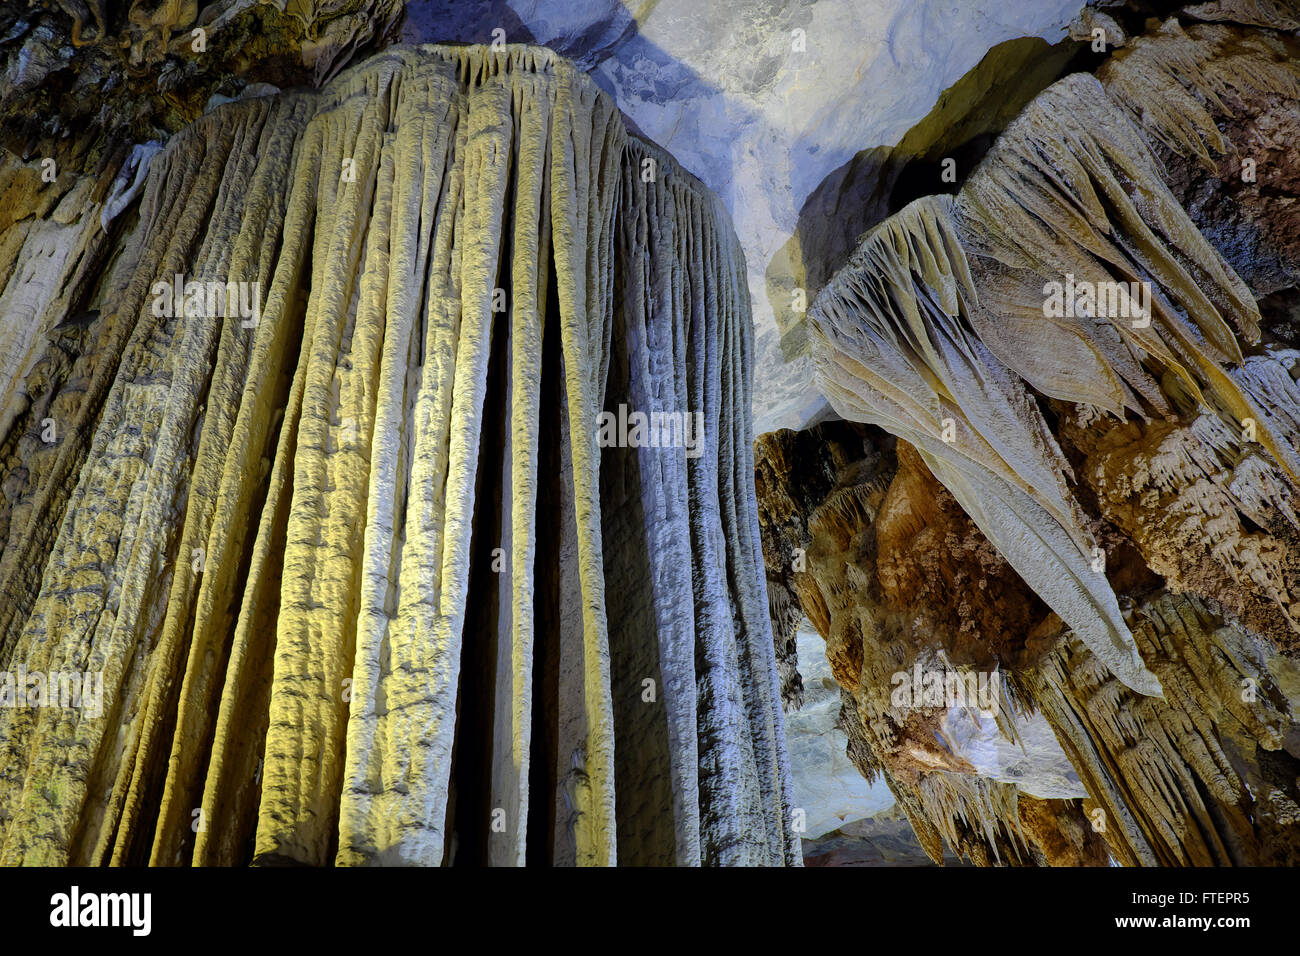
[
  {"x1": 777, "y1": 16, "x2": 1300, "y2": 866},
  {"x1": 0, "y1": 44, "x2": 798, "y2": 868}
]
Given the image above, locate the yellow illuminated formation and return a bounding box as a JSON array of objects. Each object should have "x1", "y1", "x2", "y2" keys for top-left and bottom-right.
[{"x1": 0, "y1": 45, "x2": 797, "y2": 867}]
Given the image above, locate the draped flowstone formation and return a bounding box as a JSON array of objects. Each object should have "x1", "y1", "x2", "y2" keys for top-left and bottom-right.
[
  {"x1": 792, "y1": 19, "x2": 1300, "y2": 865},
  {"x1": 0, "y1": 44, "x2": 798, "y2": 867}
]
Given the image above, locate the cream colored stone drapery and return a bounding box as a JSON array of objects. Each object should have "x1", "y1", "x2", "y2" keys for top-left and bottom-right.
[
  {"x1": 0, "y1": 45, "x2": 798, "y2": 867},
  {"x1": 804, "y1": 22, "x2": 1300, "y2": 865},
  {"x1": 809, "y1": 62, "x2": 1300, "y2": 699}
]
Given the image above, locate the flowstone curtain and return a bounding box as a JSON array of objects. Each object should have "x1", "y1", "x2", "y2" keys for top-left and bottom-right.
[{"x1": 0, "y1": 45, "x2": 799, "y2": 868}]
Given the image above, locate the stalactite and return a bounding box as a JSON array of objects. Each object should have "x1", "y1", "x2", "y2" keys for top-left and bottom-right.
[
  {"x1": 757, "y1": 415, "x2": 1300, "y2": 866},
  {"x1": 1184, "y1": 0, "x2": 1300, "y2": 32},
  {"x1": 785, "y1": 18, "x2": 1300, "y2": 866},
  {"x1": 809, "y1": 191, "x2": 1160, "y2": 697},
  {"x1": 1100, "y1": 19, "x2": 1300, "y2": 171},
  {"x1": 1023, "y1": 592, "x2": 1296, "y2": 866},
  {"x1": 809, "y1": 54, "x2": 1300, "y2": 697},
  {"x1": 755, "y1": 425, "x2": 1105, "y2": 865},
  {"x1": 0, "y1": 44, "x2": 797, "y2": 867}
]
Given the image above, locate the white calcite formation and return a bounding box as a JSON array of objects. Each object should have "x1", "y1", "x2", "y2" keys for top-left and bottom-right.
[
  {"x1": 0, "y1": 44, "x2": 797, "y2": 867},
  {"x1": 939, "y1": 707, "x2": 1086, "y2": 801},
  {"x1": 786, "y1": 628, "x2": 894, "y2": 839}
]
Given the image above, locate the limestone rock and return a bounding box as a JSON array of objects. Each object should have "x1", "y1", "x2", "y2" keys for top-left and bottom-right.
[
  {"x1": 1069, "y1": 8, "x2": 1127, "y2": 45},
  {"x1": 784, "y1": 14, "x2": 1300, "y2": 866},
  {"x1": 801, "y1": 808, "x2": 969, "y2": 866},
  {"x1": 0, "y1": 44, "x2": 797, "y2": 868},
  {"x1": 756, "y1": 422, "x2": 1112, "y2": 864}
]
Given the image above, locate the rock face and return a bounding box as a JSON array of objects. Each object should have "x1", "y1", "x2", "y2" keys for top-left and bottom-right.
[
  {"x1": 785, "y1": 628, "x2": 895, "y2": 839},
  {"x1": 0, "y1": 0, "x2": 403, "y2": 149},
  {"x1": 801, "y1": 807, "x2": 969, "y2": 866},
  {"x1": 0, "y1": 44, "x2": 798, "y2": 867},
  {"x1": 756, "y1": 423, "x2": 1111, "y2": 866},
  {"x1": 785, "y1": 17, "x2": 1300, "y2": 865}
]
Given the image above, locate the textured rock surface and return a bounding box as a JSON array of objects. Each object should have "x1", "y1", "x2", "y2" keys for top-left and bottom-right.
[
  {"x1": 0, "y1": 0, "x2": 402, "y2": 149},
  {"x1": 756, "y1": 423, "x2": 1112, "y2": 865},
  {"x1": 785, "y1": 628, "x2": 895, "y2": 839},
  {"x1": 0, "y1": 44, "x2": 797, "y2": 867},
  {"x1": 801, "y1": 808, "x2": 969, "y2": 866},
  {"x1": 782, "y1": 15, "x2": 1300, "y2": 866},
  {"x1": 1106, "y1": 19, "x2": 1300, "y2": 299},
  {"x1": 766, "y1": 34, "x2": 1088, "y2": 363}
]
